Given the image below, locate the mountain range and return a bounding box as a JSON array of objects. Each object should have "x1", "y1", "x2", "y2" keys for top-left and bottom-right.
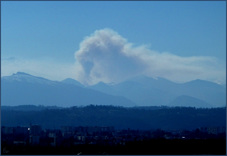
[
  {"x1": 1, "y1": 72, "x2": 226, "y2": 108},
  {"x1": 1, "y1": 72, "x2": 134, "y2": 107},
  {"x1": 89, "y1": 76, "x2": 226, "y2": 108}
]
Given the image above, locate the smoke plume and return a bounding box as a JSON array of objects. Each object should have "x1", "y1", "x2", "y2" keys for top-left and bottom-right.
[{"x1": 74, "y1": 29, "x2": 225, "y2": 85}]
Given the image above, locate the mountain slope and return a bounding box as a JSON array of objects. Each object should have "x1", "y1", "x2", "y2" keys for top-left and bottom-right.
[
  {"x1": 179, "y1": 80, "x2": 226, "y2": 107},
  {"x1": 168, "y1": 95, "x2": 212, "y2": 108},
  {"x1": 61, "y1": 78, "x2": 84, "y2": 87}
]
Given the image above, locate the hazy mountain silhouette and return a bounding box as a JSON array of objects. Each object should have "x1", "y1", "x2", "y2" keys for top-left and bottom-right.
[
  {"x1": 1, "y1": 73, "x2": 225, "y2": 108},
  {"x1": 1, "y1": 72, "x2": 135, "y2": 107},
  {"x1": 88, "y1": 75, "x2": 226, "y2": 108}
]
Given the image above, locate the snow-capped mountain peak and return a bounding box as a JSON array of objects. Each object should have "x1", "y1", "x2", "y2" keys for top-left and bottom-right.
[{"x1": 2, "y1": 72, "x2": 57, "y2": 85}]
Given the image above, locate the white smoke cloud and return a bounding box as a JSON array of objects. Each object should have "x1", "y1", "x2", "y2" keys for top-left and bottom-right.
[
  {"x1": 74, "y1": 29, "x2": 147, "y2": 85},
  {"x1": 75, "y1": 28, "x2": 226, "y2": 85}
]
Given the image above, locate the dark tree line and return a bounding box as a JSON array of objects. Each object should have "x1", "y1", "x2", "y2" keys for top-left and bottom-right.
[{"x1": 1, "y1": 105, "x2": 226, "y2": 130}]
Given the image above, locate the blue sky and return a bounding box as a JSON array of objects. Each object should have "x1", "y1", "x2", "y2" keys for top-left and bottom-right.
[{"x1": 1, "y1": 1, "x2": 226, "y2": 84}]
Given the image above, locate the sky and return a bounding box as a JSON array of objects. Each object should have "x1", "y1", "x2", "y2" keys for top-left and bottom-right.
[{"x1": 1, "y1": 1, "x2": 226, "y2": 85}]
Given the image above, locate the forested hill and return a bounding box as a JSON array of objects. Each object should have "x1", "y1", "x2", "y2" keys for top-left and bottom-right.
[{"x1": 1, "y1": 105, "x2": 226, "y2": 131}]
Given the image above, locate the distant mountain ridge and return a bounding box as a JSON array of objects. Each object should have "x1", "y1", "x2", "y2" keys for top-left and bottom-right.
[
  {"x1": 1, "y1": 72, "x2": 135, "y2": 107},
  {"x1": 1, "y1": 72, "x2": 226, "y2": 108},
  {"x1": 88, "y1": 75, "x2": 226, "y2": 108}
]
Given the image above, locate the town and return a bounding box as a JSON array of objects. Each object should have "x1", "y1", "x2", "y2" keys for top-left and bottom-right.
[{"x1": 2, "y1": 125, "x2": 226, "y2": 155}]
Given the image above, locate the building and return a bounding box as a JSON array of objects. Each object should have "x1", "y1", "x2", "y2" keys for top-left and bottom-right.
[
  {"x1": 14, "y1": 126, "x2": 29, "y2": 135},
  {"x1": 200, "y1": 126, "x2": 226, "y2": 135},
  {"x1": 29, "y1": 125, "x2": 42, "y2": 145},
  {"x1": 2, "y1": 126, "x2": 14, "y2": 135},
  {"x1": 30, "y1": 125, "x2": 42, "y2": 135}
]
